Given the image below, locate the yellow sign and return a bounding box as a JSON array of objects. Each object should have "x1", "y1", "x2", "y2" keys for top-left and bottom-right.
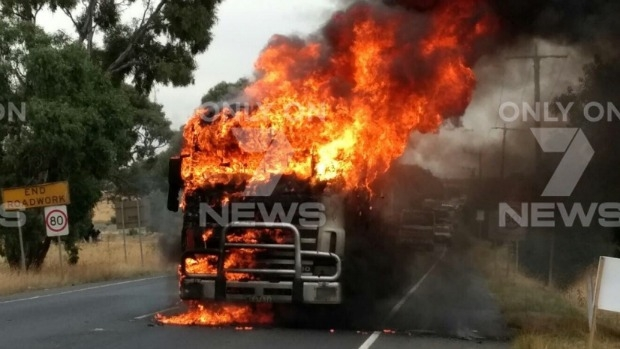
[{"x1": 2, "y1": 181, "x2": 70, "y2": 210}]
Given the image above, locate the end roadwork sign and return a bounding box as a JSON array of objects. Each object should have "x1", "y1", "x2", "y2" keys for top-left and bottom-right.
[{"x1": 1, "y1": 181, "x2": 71, "y2": 210}]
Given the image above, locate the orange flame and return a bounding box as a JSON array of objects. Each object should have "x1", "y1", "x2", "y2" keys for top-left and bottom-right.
[
  {"x1": 184, "y1": 229, "x2": 291, "y2": 281},
  {"x1": 155, "y1": 302, "x2": 273, "y2": 326},
  {"x1": 180, "y1": 0, "x2": 497, "y2": 198}
]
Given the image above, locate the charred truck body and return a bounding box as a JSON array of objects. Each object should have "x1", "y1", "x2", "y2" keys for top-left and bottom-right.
[{"x1": 167, "y1": 107, "x2": 346, "y2": 305}]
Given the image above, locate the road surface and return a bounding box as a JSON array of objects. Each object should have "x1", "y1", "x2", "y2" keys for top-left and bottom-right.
[{"x1": 0, "y1": 247, "x2": 511, "y2": 349}]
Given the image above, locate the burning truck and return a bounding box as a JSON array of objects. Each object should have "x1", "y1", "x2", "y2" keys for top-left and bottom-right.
[
  {"x1": 167, "y1": 107, "x2": 347, "y2": 304},
  {"x1": 158, "y1": 0, "x2": 499, "y2": 326}
]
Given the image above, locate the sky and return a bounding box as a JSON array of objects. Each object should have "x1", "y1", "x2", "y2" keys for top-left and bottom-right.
[{"x1": 37, "y1": 0, "x2": 339, "y2": 128}]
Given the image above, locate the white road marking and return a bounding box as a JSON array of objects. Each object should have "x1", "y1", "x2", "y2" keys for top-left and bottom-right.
[
  {"x1": 385, "y1": 247, "x2": 447, "y2": 322},
  {"x1": 358, "y1": 331, "x2": 381, "y2": 349},
  {"x1": 0, "y1": 275, "x2": 170, "y2": 305},
  {"x1": 134, "y1": 306, "x2": 179, "y2": 320},
  {"x1": 357, "y1": 246, "x2": 447, "y2": 349}
]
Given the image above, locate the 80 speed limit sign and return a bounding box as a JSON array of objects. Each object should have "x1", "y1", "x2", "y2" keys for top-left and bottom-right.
[{"x1": 44, "y1": 205, "x2": 69, "y2": 237}]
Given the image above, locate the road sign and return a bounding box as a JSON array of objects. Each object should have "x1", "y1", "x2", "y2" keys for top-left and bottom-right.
[
  {"x1": 589, "y1": 256, "x2": 620, "y2": 349},
  {"x1": 488, "y1": 207, "x2": 527, "y2": 242},
  {"x1": 44, "y1": 205, "x2": 69, "y2": 237},
  {"x1": 2, "y1": 181, "x2": 70, "y2": 210},
  {"x1": 114, "y1": 199, "x2": 149, "y2": 229},
  {"x1": 476, "y1": 210, "x2": 485, "y2": 222}
]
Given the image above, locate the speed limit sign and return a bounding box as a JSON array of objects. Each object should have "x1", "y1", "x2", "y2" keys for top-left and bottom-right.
[{"x1": 44, "y1": 205, "x2": 69, "y2": 237}]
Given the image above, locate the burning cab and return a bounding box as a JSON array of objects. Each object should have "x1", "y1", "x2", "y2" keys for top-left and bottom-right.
[{"x1": 166, "y1": 106, "x2": 346, "y2": 305}]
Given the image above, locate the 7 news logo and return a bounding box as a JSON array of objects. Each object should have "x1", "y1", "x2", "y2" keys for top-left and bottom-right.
[
  {"x1": 500, "y1": 128, "x2": 620, "y2": 228},
  {"x1": 0, "y1": 204, "x2": 26, "y2": 228}
]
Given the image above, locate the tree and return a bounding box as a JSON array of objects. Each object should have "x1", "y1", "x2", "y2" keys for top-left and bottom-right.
[
  {"x1": 1, "y1": 0, "x2": 224, "y2": 94},
  {"x1": 201, "y1": 77, "x2": 249, "y2": 103},
  {"x1": 0, "y1": 20, "x2": 136, "y2": 268}
]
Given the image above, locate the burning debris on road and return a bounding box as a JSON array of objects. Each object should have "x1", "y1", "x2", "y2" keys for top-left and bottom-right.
[{"x1": 155, "y1": 302, "x2": 273, "y2": 327}]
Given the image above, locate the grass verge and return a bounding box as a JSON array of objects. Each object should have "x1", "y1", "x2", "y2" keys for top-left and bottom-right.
[
  {"x1": 0, "y1": 233, "x2": 175, "y2": 296},
  {"x1": 470, "y1": 239, "x2": 620, "y2": 349}
]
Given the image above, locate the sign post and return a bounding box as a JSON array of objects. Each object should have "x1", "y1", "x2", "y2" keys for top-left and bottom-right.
[
  {"x1": 113, "y1": 198, "x2": 149, "y2": 265},
  {"x1": 488, "y1": 206, "x2": 526, "y2": 277},
  {"x1": 121, "y1": 199, "x2": 127, "y2": 263},
  {"x1": 17, "y1": 216, "x2": 26, "y2": 271},
  {"x1": 137, "y1": 198, "x2": 144, "y2": 267},
  {"x1": 44, "y1": 205, "x2": 69, "y2": 281}
]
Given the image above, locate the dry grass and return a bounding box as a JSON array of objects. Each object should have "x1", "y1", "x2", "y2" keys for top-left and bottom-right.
[
  {"x1": 0, "y1": 233, "x2": 175, "y2": 296},
  {"x1": 470, "y1": 239, "x2": 620, "y2": 349},
  {"x1": 92, "y1": 198, "x2": 115, "y2": 224}
]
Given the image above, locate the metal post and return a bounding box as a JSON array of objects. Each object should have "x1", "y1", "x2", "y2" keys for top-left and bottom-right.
[
  {"x1": 548, "y1": 232, "x2": 555, "y2": 286},
  {"x1": 137, "y1": 198, "x2": 144, "y2": 267},
  {"x1": 515, "y1": 241, "x2": 519, "y2": 274},
  {"x1": 506, "y1": 245, "x2": 510, "y2": 277},
  {"x1": 478, "y1": 148, "x2": 482, "y2": 180},
  {"x1": 17, "y1": 220, "x2": 26, "y2": 271},
  {"x1": 57, "y1": 236, "x2": 64, "y2": 281},
  {"x1": 121, "y1": 198, "x2": 127, "y2": 263}
]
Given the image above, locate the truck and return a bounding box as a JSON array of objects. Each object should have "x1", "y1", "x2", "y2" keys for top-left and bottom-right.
[
  {"x1": 167, "y1": 155, "x2": 347, "y2": 305},
  {"x1": 397, "y1": 209, "x2": 435, "y2": 251}
]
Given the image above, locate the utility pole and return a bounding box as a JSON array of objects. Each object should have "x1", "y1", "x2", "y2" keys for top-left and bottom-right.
[
  {"x1": 507, "y1": 44, "x2": 568, "y2": 174},
  {"x1": 478, "y1": 149, "x2": 482, "y2": 180},
  {"x1": 491, "y1": 125, "x2": 527, "y2": 179},
  {"x1": 505, "y1": 45, "x2": 567, "y2": 287}
]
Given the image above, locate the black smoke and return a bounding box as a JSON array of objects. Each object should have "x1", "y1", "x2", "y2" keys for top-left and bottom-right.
[{"x1": 379, "y1": 0, "x2": 620, "y2": 54}]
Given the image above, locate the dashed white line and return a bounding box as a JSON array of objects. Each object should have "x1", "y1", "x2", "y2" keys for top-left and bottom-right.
[
  {"x1": 0, "y1": 275, "x2": 170, "y2": 305},
  {"x1": 357, "y1": 246, "x2": 447, "y2": 349}
]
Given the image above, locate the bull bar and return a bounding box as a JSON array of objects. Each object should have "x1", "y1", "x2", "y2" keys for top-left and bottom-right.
[{"x1": 179, "y1": 221, "x2": 342, "y2": 304}]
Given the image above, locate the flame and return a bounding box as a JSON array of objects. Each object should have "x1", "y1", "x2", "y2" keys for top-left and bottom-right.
[
  {"x1": 184, "y1": 229, "x2": 291, "y2": 281},
  {"x1": 155, "y1": 302, "x2": 273, "y2": 326},
  {"x1": 202, "y1": 228, "x2": 213, "y2": 243},
  {"x1": 179, "y1": 0, "x2": 498, "y2": 198}
]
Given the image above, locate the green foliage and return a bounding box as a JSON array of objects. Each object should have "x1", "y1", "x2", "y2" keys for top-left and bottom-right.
[
  {"x1": 201, "y1": 78, "x2": 250, "y2": 103},
  {"x1": 0, "y1": 0, "x2": 224, "y2": 94},
  {"x1": 0, "y1": 0, "x2": 223, "y2": 268},
  {"x1": 0, "y1": 19, "x2": 134, "y2": 269}
]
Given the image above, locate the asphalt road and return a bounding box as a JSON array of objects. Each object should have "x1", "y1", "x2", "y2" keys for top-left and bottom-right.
[{"x1": 0, "y1": 247, "x2": 511, "y2": 349}]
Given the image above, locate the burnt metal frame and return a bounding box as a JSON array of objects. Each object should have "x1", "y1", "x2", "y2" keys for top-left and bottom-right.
[{"x1": 180, "y1": 221, "x2": 342, "y2": 303}]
